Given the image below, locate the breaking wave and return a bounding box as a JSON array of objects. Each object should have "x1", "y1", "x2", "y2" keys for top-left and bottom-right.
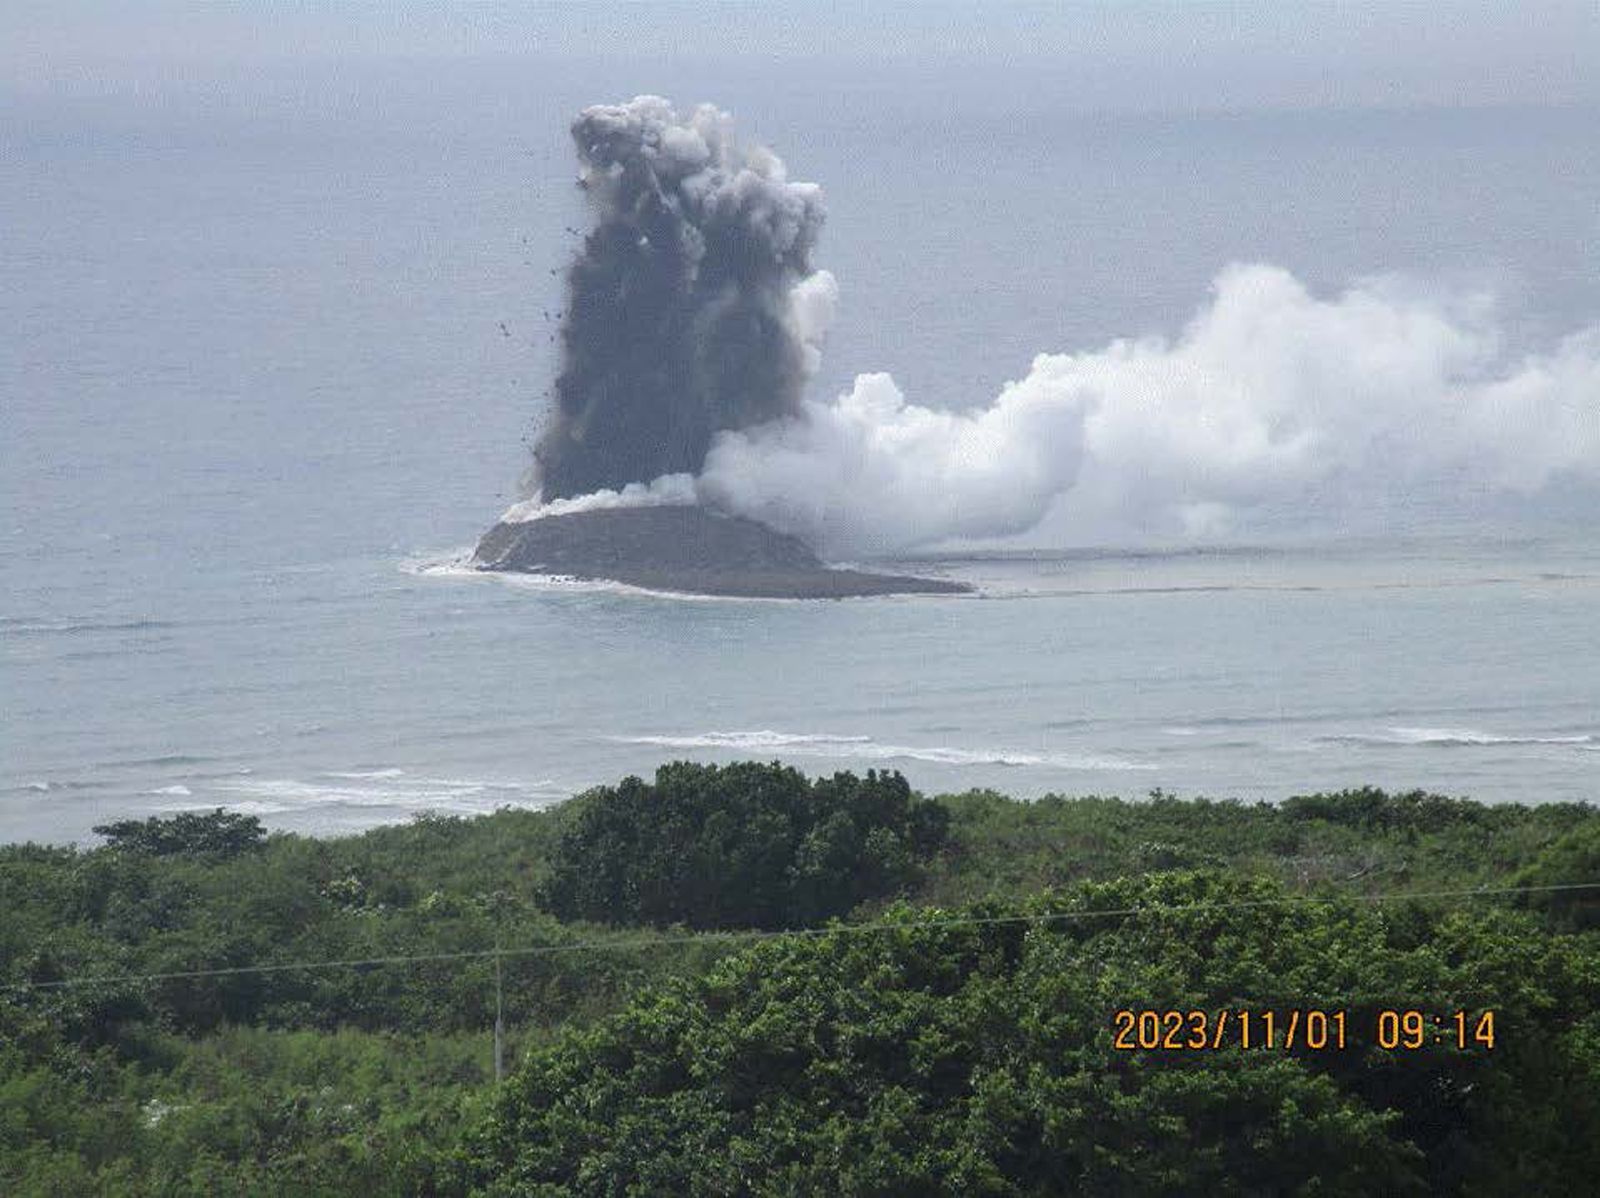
[
  {"x1": 1318, "y1": 726, "x2": 1595, "y2": 749},
  {"x1": 142, "y1": 770, "x2": 573, "y2": 818},
  {"x1": 612, "y1": 730, "x2": 1154, "y2": 771}
]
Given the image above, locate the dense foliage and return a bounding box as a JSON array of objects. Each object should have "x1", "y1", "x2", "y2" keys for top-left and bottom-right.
[
  {"x1": 540, "y1": 762, "x2": 950, "y2": 929},
  {"x1": 92, "y1": 809, "x2": 268, "y2": 859},
  {"x1": 465, "y1": 873, "x2": 1600, "y2": 1195},
  {"x1": 1, "y1": 772, "x2": 1596, "y2": 1193}
]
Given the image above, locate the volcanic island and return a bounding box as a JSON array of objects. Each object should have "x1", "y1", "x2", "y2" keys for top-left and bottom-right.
[
  {"x1": 472, "y1": 506, "x2": 970, "y2": 599},
  {"x1": 476, "y1": 100, "x2": 970, "y2": 598}
]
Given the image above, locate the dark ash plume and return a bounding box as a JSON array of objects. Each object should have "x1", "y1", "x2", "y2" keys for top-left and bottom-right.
[{"x1": 534, "y1": 97, "x2": 831, "y2": 500}]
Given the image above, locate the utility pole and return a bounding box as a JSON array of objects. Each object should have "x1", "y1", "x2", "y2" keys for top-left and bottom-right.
[{"x1": 493, "y1": 941, "x2": 505, "y2": 1083}]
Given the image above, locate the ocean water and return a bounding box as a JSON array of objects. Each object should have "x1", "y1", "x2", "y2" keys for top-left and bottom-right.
[{"x1": 4, "y1": 65, "x2": 1598, "y2": 843}]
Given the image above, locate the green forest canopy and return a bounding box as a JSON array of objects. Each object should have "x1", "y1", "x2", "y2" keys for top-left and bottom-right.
[{"x1": 3, "y1": 765, "x2": 1597, "y2": 1194}]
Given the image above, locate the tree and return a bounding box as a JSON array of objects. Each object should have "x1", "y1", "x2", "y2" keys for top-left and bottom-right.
[
  {"x1": 538, "y1": 763, "x2": 948, "y2": 929},
  {"x1": 92, "y1": 810, "x2": 266, "y2": 860}
]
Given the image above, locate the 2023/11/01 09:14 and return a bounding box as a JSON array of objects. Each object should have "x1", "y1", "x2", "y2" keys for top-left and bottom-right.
[{"x1": 1111, "y1": 1009, "x2": 1497, "y2": 1051}]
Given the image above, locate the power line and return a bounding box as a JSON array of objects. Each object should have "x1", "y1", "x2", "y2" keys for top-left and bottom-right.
[{"x1": 6, "y1": 879, "x2": 1597, "y2": 996}]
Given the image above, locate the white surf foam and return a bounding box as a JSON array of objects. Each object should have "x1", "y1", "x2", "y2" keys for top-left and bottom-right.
[
  {"x1": 206, "y1": 771, "x2": 571, "y2": 817},
  {"x1": 612, "y1": 730, "x2": 1154, "y2": 771},
  {"x1": 622, "y1": 730, "x2": 874, "y2": 751},
  {"x1": 404, "y1": 552, "x2": 814, "y2": 604},
  {"x1": 400, "y1": 550, "x2": 479, "y2": 577},
  {"x1": 151, "y1": 798, "x2": 294, "y2": 817},
  {"x1": 1320, "y1": 726, "x2": 1595, "y2": 748}
]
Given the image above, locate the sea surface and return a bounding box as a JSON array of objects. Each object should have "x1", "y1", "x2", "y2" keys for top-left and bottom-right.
[{"x1": 4, "y1": 64, "x2": 1597, "y2": 843}]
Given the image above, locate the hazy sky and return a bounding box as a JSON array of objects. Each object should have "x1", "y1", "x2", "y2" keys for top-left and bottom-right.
[{"x1": 6, "y1": 1, "x2": 1597, "y2": 112}]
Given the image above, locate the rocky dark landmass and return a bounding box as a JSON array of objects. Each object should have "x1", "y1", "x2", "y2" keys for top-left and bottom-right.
[{"x1": 473, "y1": 506, "x2": 970, "y2": 598}]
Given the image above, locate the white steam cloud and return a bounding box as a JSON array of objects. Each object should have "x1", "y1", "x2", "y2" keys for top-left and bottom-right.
[
  {"x1": 509, "y1": 263, "x2": 1600, "y2": 554},
  {"x1": 500, "y1": 474, "x2": 699, "y2": 523}
]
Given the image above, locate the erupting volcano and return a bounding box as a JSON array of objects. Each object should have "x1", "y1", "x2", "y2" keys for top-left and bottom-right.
[{"x1": 474, "y1": 96, "x2": 966, "y2": 598}]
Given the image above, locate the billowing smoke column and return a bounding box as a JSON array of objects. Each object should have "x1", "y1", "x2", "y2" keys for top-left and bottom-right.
[{"x1": 533, "y1": 96, "x2": 835, "y2": 500}]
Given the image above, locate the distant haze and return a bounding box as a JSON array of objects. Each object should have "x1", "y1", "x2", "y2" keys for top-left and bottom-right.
[{"x1": 6, "y1": 2, "x2": 1597, "y2": 112}]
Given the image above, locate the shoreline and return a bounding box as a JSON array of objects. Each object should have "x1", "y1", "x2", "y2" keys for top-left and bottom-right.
[
  {"x1": 9, "y1": 781, "x2": 1590, "y2": 850},
  {"x1": 473, "y1": 507, "x2": 972, "y2": 599}
]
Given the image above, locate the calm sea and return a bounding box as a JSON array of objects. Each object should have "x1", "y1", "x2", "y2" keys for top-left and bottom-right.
[{"x1": 4, "y1": 64, "x2": 1597, "y2": 842}]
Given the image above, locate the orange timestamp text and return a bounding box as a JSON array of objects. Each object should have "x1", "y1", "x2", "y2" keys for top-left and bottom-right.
[{"x1": 1111, "y1": 1008, "x2": 1497, "y2": 1052}]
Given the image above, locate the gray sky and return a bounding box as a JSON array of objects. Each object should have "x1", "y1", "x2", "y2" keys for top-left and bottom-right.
[{"x1": 5, "y1": 1, "x2": 1597, "y2": 111}]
